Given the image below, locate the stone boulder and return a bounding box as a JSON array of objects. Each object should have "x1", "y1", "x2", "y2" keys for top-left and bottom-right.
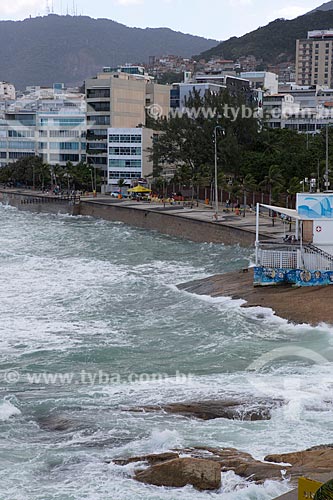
[
  {"x1": 135, "y1": 458, "x2": 221, "y2": 491},
  {"x1": 37, "y1": 415, "x2": 77, "y2": 432},
  {"x1": 114, "y1": 452, "x2": 179, "y2": 466},
  {"x1": 265, "y1": 445, "x2": 333, "y2": 480},
  {"x1": 129, "y1": 399, "x2": 279, "y2": 421},
  {"x1": 187, "y1": 447, "x2": 288, "y2": 482}
]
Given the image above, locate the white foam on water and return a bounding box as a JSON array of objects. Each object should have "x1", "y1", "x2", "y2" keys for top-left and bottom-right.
[
  {"x1": 174, "y1": 287, "x2": 247, "y2": 309},
  {"x1": 0, "y1": 400, "x2": 21, "y2": 421},
  {"x1": 1, "y1": 206, "x2": 333, "y2": 499},
  {"x1": 220, "y1": 471, "x2": 291, "y2": 499}
]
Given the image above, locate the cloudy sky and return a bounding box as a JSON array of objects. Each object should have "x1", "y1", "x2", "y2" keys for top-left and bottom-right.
[{"x1": 0, "y1": 0, "x2": 328, "y2": 40}]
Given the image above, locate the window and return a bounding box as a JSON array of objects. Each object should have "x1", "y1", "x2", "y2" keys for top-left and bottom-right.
[
  {"x1": 109, "y1": 171, "x2": 140, "y2": 179},
  {"x1": 9, "y1": 152, "x2": 35, "y2": 159},
  {"x1": 8, "y1": 141, "x2": 35, "y2": 149},
  {"x1": 109, "y1": 159, "x2": 141, "y2": 168},
  {"x1": 87, "y1": 88, "x2": 110, "y2": 99},
  {"x1": 40, "y1": 117, "x2": 84, "y2": 127},
  {"x1": 87, "y1": 115, "x2": 110, "y2": 125},
  {"x1": 87, "y1": 143, "x2": 108, "y2": 151},
  {"x1": 87, "y1": 130, "x2": 107, "y2": 141},
  {"x1": 87, "y1": 156, "x2": 107, "y2": 165},
  {"x1": 50, "y1": 130, "x2": 80, "y2": 138},
  {"x1": 109, "y1": 134, "x2": 142, "y2": 143},
  {"x1": 50, "y1": 142, "x2": 80, "y2": 150},
  {"x1": 109, "y1": 147, "x2": 141, "y2": 156},
  {"x1": 7, "y1": 114, "x2": 35, "y2": 126},
  {"x1": 50, "y1": 153, "x2": 80, "y2": 162},
  {"x1": 9, "y1": 130, "x2": 35, "y2": 138},
  {"x1": 88, "y1": 101, "x2": 110, "y2": 112}
]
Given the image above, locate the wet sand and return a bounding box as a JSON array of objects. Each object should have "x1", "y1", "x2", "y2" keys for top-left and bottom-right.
[{"x1": 178, "y1": 270, "x2": 333, "y2": 326}]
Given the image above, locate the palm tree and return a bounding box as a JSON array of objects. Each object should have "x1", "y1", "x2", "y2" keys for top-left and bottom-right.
[
  {"x1": 117, "y1": 178, "x2": 126, "y2": 196},
  {"x1": 36, "y1": 162, "x2": 51, "y2": 191},
  {"x1": 314, "y1": 480, "x2": 333, "y2": 499},
  {"x1": 286, "y1": 176, "x2": 301, "y2": 208},
  {"x1": 240, "y1": 174, "x2": 257, "y2": 217},
  {"x1": 260, "y1": 165, "x2": 285, "y2": 205}
]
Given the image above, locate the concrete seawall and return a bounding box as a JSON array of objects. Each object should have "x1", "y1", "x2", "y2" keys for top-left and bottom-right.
[
  {"x1": 0, "y1": 190, "x2": 258, "y2": 247},
  {"x1": 0, "y1": 190, "x2": 79, "y2": 216},
  {"x1": 79, "y1": 200, "x2": 256, "y2": 246}
]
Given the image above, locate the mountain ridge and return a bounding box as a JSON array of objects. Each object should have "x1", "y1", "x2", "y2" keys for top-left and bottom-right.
[
  {"x1": 308, "y1": 1, "x2": 333, "y2": 14},
  {"x1": 198, "y1": 9, "x2": 333, "y2": 66},
  {"x1": 0, "y1": 15, "x2": 218, "y2": 89}
]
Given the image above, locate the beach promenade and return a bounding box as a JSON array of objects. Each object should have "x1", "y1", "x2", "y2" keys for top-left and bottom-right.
[{"x1": 0, "y1": 188, "x2": 289, "y2": 246}]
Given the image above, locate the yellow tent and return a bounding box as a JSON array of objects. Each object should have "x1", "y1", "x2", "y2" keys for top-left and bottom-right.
[{"x1": 127, "y1": 186, "x2": 152, "y2": 193}]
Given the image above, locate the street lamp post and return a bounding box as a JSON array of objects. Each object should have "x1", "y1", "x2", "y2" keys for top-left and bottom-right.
[
  {"x1": 214, "y1": 126, "x2": 225, "y2": 221},
  {"x1": 326, "y1": 124, "x2": 331, "y2": 191}
]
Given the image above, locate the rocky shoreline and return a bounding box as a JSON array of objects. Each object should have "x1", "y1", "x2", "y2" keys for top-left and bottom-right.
[
  {"x1": 178, "y1": 269, "x2": 333, "y2": 326},
  {"x1": 113, "y1": 445, "x2": 333, "y2": 491},
  {"x1": 115, "y1": 399, "x2": 333, "y2": 492}
]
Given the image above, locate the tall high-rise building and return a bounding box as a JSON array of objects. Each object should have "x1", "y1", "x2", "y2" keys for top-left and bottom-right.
[
  {"x1": 85, "y1": 67, "x2": 170, "y2": 188},
  {"x1": 296, "y1": 30, "x2": 333, "y2": 87}
]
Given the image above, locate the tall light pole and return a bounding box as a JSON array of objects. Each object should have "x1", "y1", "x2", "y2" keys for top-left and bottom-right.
[
  {"x1": 214, "y1": 126, "x2": 225, "y2": 220},
  {"x1": 326, "y1": 123, "x2": 330, "y2": 191}
]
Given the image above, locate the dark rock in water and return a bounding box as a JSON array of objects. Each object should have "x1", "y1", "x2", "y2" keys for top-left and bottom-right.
[
  {"x1": 163, "y1": 400, "x2": 273, "y2": 421},
  {"x1": 115, "y1": 444, "x2": 333, "y2": 487},
  {"x1": 37, "y1": 416, "x2": 77, "y2": 432},
  {"x1": 114, "y1": 447, "x2": 287, "y2": 484},
  {"x1": 129, "y1": 399, "x2": 279, "y2": 421},
  {"x1": 186, "y1": 447, "x2": 287, "y2": 482},
  {"x1": 135, "y1": 458, "x2": 221, "y2": 491},
  {"x1": 113, "y1": 452, "x2": 179, "y2": 466}
]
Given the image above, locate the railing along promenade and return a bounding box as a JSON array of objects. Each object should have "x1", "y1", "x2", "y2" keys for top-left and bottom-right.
[{"x1": 258, "y1": 240, "x2": 333, "y2": 271}]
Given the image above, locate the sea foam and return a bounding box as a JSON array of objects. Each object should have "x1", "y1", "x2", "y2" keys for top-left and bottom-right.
[{"x1": 0, "y1": 400, "x2": 21, "y2": 421}]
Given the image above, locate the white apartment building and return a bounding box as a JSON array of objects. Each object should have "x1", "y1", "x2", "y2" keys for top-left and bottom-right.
[
  {"x1": 0, "y1": 88, "x2": 86, "y2": 167},
  {"x1": 263, "y1": 92, "x2": 333, "y2": 133},
  {"x1": 107, "y1": 127, "x2": 154, "y2": 189},
  {"x1": 0, "y1": 82, "x2": 16, "y2": 101},
  {"x1": 240, "y1": 72, "x2": 279, "y2": 95}
]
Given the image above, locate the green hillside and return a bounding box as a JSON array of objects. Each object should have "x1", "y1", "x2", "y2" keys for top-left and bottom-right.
[
  {"x1": 0, "y1": 15, "x2": 217, "y2": 89},
  {"x1": 198, "y1": 10, "x2": 333, "y2": 64}
]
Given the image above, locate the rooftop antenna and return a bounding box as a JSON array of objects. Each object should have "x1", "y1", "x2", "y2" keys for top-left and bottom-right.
[
  {"x1": 72, "y1": 0, "x2": 75, "y2": 15},
  {"x1": 51, "y1": 0, "x2": 54, "y2": 13},
  {"x1": 46, "y1": 0, "x2": 50, "y2": 15}
]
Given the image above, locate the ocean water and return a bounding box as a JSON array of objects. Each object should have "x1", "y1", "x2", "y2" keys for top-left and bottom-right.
[{"x1": 0, "y1": 203, "x2": 333, "y2": 500}]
